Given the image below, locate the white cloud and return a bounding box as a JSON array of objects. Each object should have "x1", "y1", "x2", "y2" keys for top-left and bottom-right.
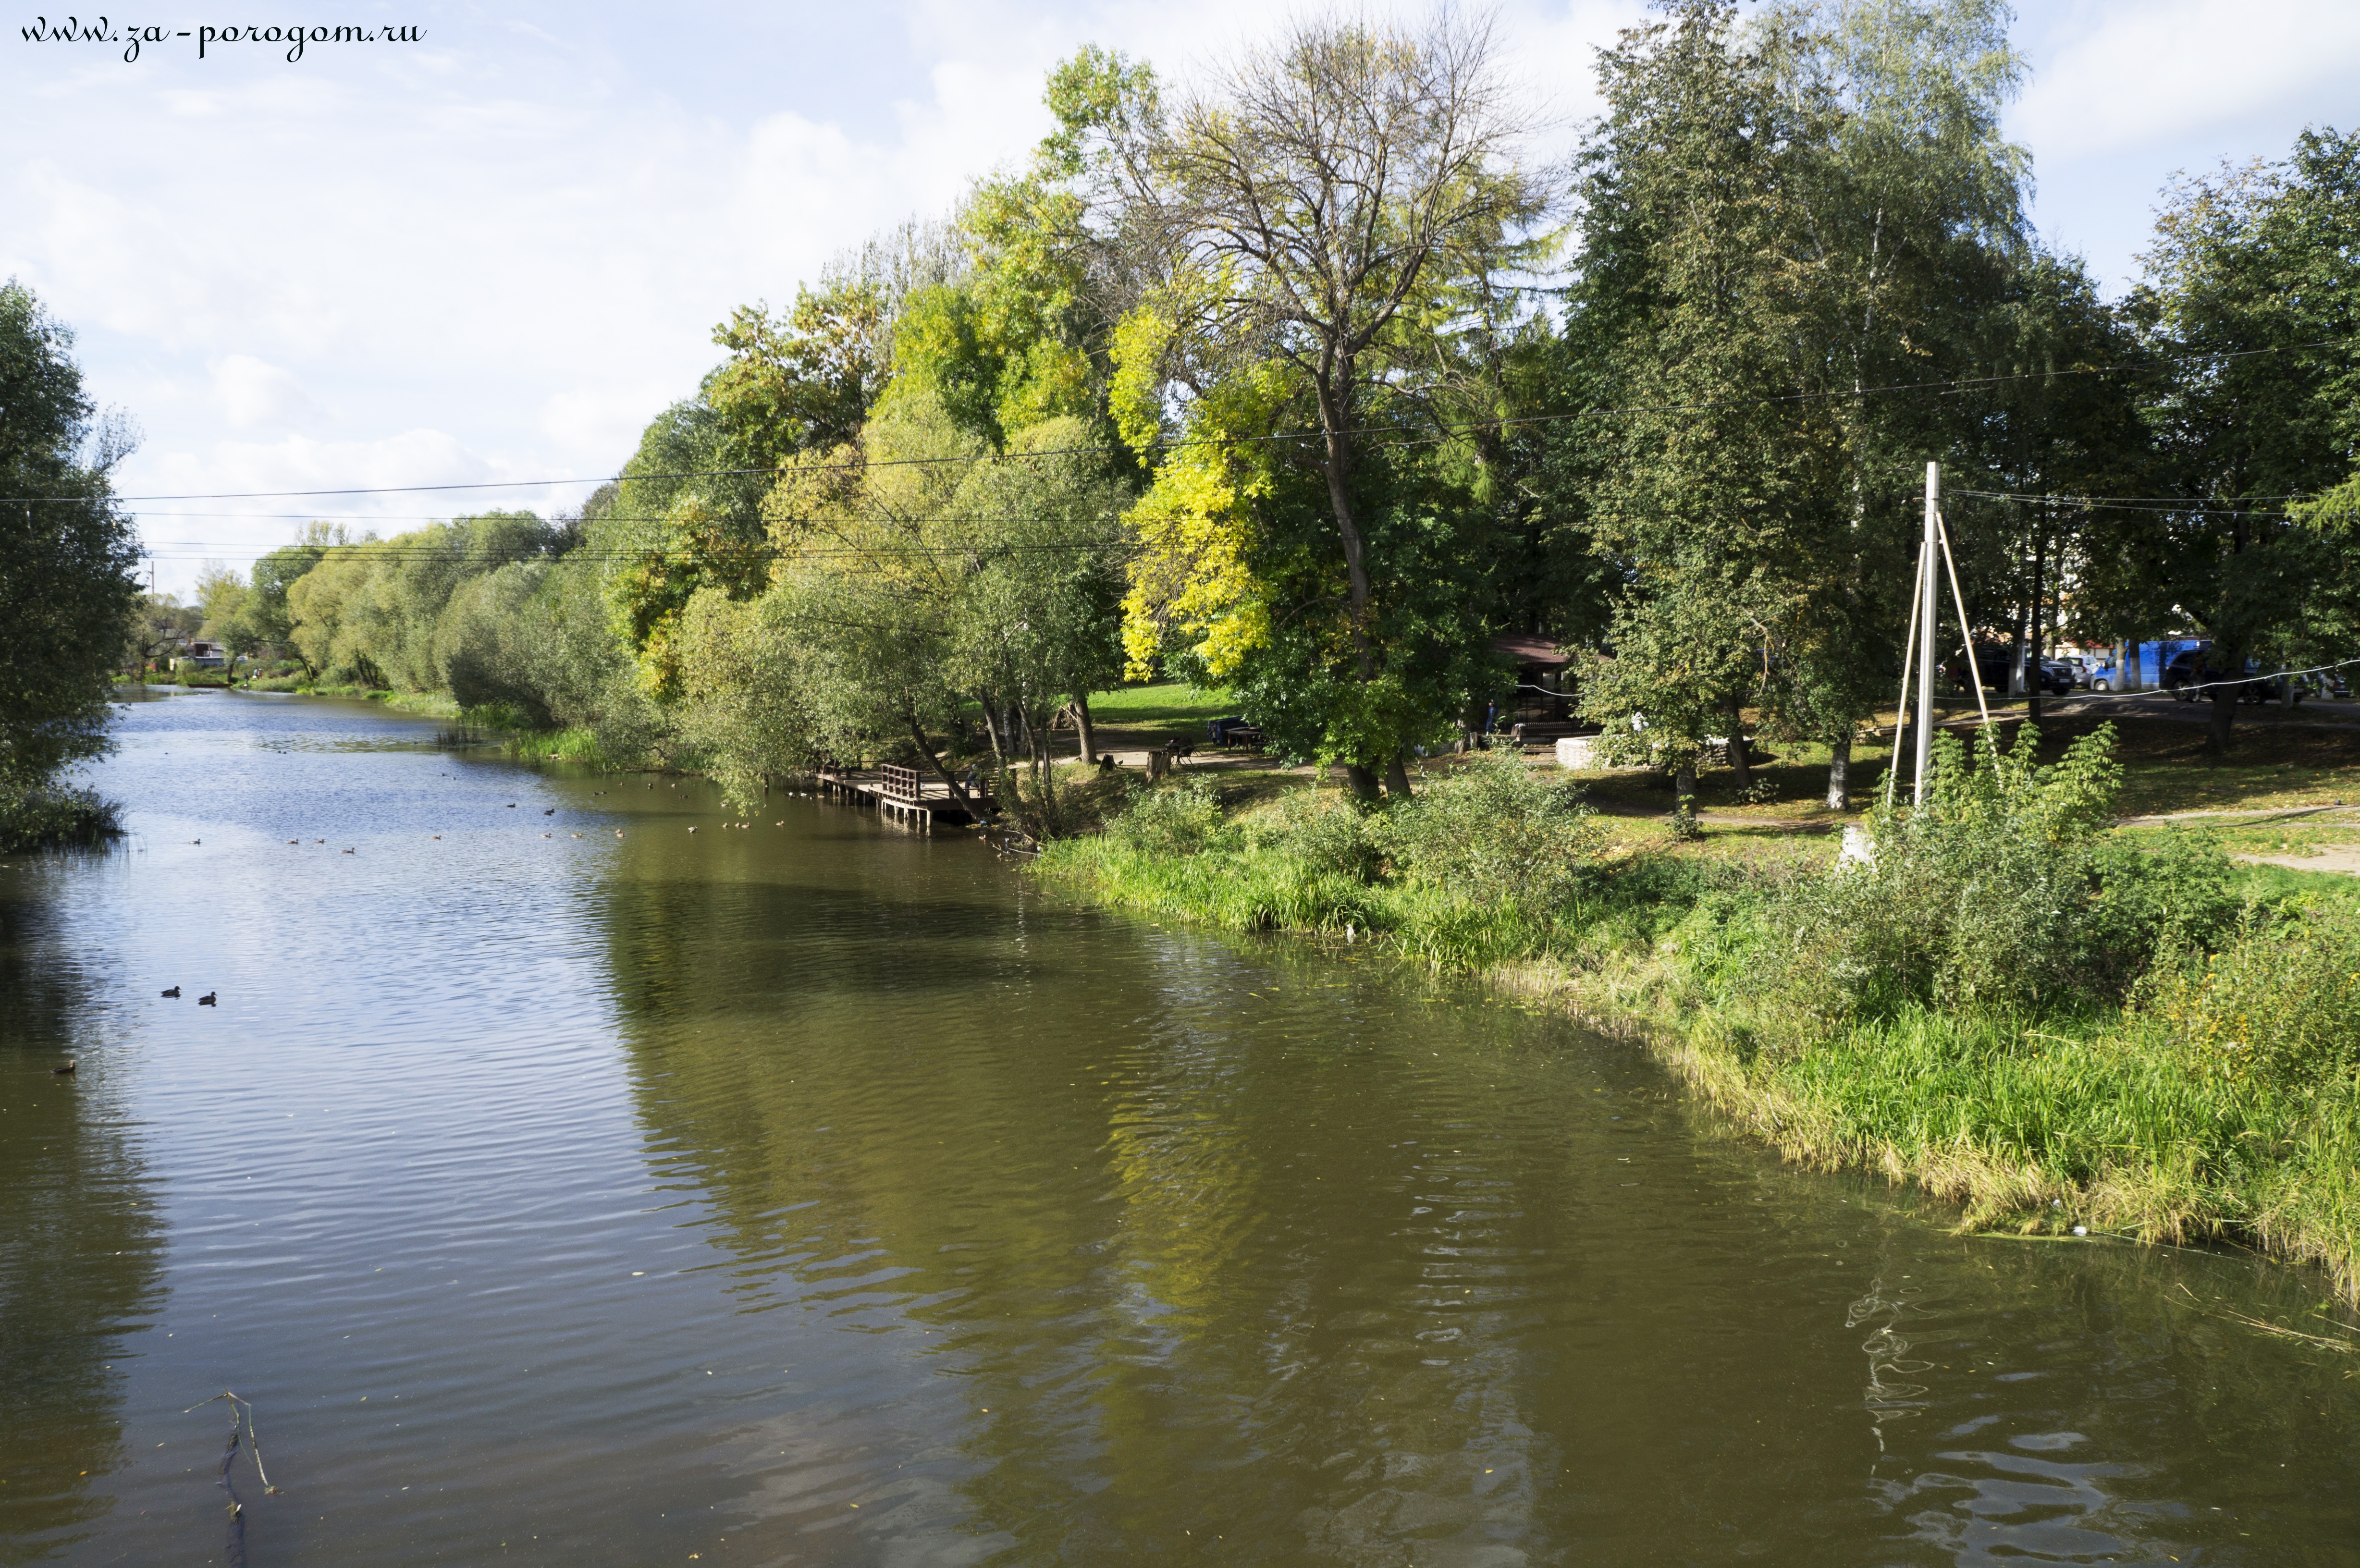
[
  {"x1": 2016, "y1": 0, "x2": 2360, "y2": 159},
  {"x1": 213, "y1": 356, "x2": 312, "y2": 429}
]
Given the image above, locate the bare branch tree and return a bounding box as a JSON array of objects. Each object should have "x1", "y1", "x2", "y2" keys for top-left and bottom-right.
[{"x1": 1150, "y1": 7, "x2": 1549, "y2": 679}]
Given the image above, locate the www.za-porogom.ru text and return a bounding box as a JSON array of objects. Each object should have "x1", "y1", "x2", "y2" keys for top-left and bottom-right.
[{"x1": 19, "y1": 16, "x2": 424, "y2": 61}]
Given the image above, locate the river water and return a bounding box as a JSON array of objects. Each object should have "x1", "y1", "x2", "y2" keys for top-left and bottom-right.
[{"x1": 3, "y1": 690, "x2": 2356, "y2": 1567}]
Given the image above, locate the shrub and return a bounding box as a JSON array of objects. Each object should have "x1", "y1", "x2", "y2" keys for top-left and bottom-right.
[
  {"x1": 0, "y1": 780, "x2": 121, "y2": 849},
  {"x1": 1774, "y1": 724, "x2": 2229, "y2": 1018},
  {"x1": 1102, "y1": 775, "x2": 1228, "y2": 857},
  {"x1": 1369, "y1": 749, "x2": 1604, "y2": 919},
  {"x1": 2139, "y1": 906, "x2": 2360, "y2": 1090},
  {"x1": 1236, "y1": 787, "x2": 1379, "y2": 880}
]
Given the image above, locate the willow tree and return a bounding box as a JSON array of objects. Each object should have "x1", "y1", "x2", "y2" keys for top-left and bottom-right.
[{"x1": 1128, "y1": 10, "x2": 1550, "y2": 799}]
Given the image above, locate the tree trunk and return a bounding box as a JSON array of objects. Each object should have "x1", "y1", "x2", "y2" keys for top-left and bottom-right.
[
  {"x1": 1721, "y1": 694, "x2": 1752, "y2": 792},
  {"x1": 1825, "y1": 737, "x2": 1851, "y2": 811},
  {"x1": 2208, "y1": 680, "x2": 2238, "y2": 753},
  {"x1": 1071, "y1": 695, "x2": 1096, "y2": 764},
  {"x1": 910, "y1": 717, "x2": 976, "y2": 812},
  {"x1": 1674, "y1": 762, "x2": 1696, "y2": 802},
  {"x1": 2026, "y1": 514, "x2": 2047, "y2": 724},
  {"x1": 1312, "y1": 372, "x2": 1374, "y2": 678},
  {"x1": 1343, "y1": 764, "x2": 1382, "y2": 804},
  {"x1": 1384, "y1": 752, "x2": 1413, "y2": 800}
]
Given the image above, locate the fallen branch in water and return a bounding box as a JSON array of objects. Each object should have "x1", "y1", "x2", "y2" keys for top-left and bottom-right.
[{"x1": 185, "y1": 1390, "x2": 278, "y2": 1567}]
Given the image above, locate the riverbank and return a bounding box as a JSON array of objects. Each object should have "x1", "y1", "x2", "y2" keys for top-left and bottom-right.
[{"x1": 1039, "y1": 733, "x2": 2360, "y2": 1307}]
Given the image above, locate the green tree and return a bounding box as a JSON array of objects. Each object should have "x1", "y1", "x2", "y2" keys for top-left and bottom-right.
[
  {"x1": 0, "y1": 281, "x2": 142, "y2": 827},
  {"x1": 123, "y1": 592, "x2": 200, "y2": 675},
  {"x1": 1564, "y1": 2, "x2": 1847, "y2": 801},
  {"x1": 193, "y1": 560, "x2": 265, "y2": 673},
  {"x1": 246, "y1": 537, "x2": 331, "y2": 672},
  {"x1": 2102, "y1": 128, "x2": 2360, "y2": 750},
  {"x1": 1120, "y1": 13, "x2": 1548, "y2": 797},
  {"x1": 603, "y1": 400, "x2": 774, "y2": 697}
]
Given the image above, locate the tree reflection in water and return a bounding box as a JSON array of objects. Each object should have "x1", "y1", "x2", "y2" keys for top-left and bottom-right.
[{"x1": 0, "y1": 863, "x2": 167, "y2": 1556}]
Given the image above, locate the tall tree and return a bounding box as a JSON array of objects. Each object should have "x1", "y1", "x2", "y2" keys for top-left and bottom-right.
[
  {"x1": 1135, "y1": 11, "x2": 1549, "y2": 797},
  {"x1": 1563, "y1": 2, "x2": 1846, "y2": 799},
  {"x1": 1772, "y1": 0, "x2": 2034, "y2": 802},
  {"x1": 0, "y1": 281, "x2": 142, "y2": 821},
  {"x1": 2106, "y1": 128, "x2": 2360, "y2": 750}
]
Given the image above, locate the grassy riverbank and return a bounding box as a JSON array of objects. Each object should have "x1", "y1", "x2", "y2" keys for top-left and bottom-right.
[{"x1": 1040, "y1": 730, "x2": 2360, "y2": 1304}]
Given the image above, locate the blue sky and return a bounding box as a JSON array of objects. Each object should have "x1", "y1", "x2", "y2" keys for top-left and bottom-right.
[{"x1": 5, "y1": 0, "x2": 2357, "y2": 596}]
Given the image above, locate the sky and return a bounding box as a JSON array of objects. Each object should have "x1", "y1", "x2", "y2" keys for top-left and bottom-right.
[{"x1": 5, "y1": 0, "x2": 2357, "y2": 597}]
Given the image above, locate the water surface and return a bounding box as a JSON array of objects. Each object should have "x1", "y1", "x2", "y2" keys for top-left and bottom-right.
[{"x1": 3, "y1": 689, "x2": 2355, "y2": 1565}]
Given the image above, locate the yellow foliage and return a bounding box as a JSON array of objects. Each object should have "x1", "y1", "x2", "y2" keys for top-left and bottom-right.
[{"x1": 1118, "y1": 360, "x2": 1296, "y2": 682}]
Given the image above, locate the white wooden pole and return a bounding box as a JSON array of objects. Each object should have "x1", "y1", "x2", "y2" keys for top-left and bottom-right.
[
  {"x1": 1884, "y1": 538, "x2": 1929, "y2": 809},
  {"x1": 1914, "y1": 462, "x2": 1939, "y2": 805}
]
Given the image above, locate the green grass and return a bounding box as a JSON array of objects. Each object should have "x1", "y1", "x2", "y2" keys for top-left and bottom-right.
[
  {"x1": 1085, "y1": 681, "x2": 1236, "y2": 730},
  {"x1": 502, "y1": 725, "x2": 623, "y2": 768}
]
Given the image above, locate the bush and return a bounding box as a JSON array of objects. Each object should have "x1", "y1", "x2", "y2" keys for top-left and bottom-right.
[
  {"x1": 0, "y1": 780, "x2": 121, "y2": 849},
  {"x1": 1773, "y1": 724, "x2": 2229, "y2": 1018},
  {"x1": 1236, "y1": 787, "x2": 1379, "y2": 880},
  {"x1": 2139, "y1": 906, "x2": 2360, "y2": 1090},
  {"x1": 1102, "y1": 775, "x2": 1228, "y2": 857},
  {"x1": 1369, "y1": 749, "x2": 1603, "y2": 919}
]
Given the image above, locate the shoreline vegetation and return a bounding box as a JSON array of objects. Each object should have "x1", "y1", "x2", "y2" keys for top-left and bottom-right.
[{"x1": 1039, "y1": 725, "x2": 2360, "y2": 1308}]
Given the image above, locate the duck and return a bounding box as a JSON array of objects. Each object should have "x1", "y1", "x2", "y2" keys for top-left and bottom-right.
[
  {"x1": 543, "y1": 807, "x2": 554, "y2": 815},
  {"x1": 342, "y1": 847, "x2": 355, "y2": 854},
  {"x1": 197, "y1": 992, "x2": 217, "y2": 1006},
  {"x1": 286, "y1": 839, "x2": 298, "y2": 845},
  {"x1": 687, "y1": 825, "x2": 699, "y2": 833},
  {"x1": 161, "y1": 985, "x2": 180, "y2": 998},
  {"x1": 52, "y1": 1060, "x2": 75, "y2": 1075}
]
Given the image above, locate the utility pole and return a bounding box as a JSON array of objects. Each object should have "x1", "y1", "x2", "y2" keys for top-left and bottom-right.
[
  {"x1": 2027, "y1": 504, "x2": 2047, "y2": 725},
  {"x1": 1915, "y1": 463, "x2": 1939, "y2": 805}
]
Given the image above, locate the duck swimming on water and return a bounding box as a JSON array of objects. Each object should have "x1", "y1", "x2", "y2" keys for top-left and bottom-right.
[
  {"x1": 52, "y1": 1060, "x2": 75, "y2": 1075},
  {"x1": 197, "y1": 992, "x2": 217, "y2": 1006},
  {"x1": 161, "y1": 986, "x2": 180, "y2": 998}
]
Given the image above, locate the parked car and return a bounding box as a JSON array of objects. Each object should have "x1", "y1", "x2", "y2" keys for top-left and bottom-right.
[
  {"x1": 2162, "y1": 644, "x2": 2309, "y2": 704},
  {"x1": 1949, "y1": 645, "x2": 2072, "y2": 697}
]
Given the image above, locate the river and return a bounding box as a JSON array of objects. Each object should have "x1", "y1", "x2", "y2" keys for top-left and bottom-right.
[{"x1": 2, "y1": 689, "x2": 2355, "y2": 1566}]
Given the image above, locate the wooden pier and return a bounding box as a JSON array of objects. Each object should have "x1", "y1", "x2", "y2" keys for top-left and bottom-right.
[{"x1": 814, "y1": 763, "x2": 987, "y2": 833}]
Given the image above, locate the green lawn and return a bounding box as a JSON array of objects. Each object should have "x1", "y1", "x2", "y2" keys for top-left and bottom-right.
[{"x1": 1085, "y1": 682, "x2": 1237, "y2": 743}]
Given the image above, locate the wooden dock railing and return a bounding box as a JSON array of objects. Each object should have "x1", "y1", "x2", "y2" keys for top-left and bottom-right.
[{"x1": 879, "y1": 764, "x2": 924, "y2": 800}]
